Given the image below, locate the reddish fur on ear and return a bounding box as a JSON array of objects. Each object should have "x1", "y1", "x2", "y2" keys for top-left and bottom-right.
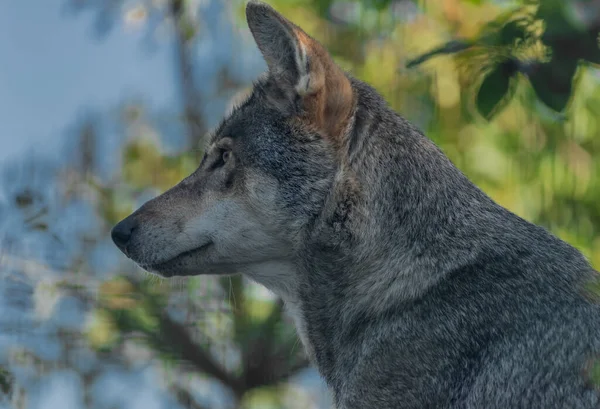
[
  {"x1": 246, "y1": 1, "x2": 355, "y2": 146},
  {"x1": 292, "y1": 28, "x2": 356, "y2": 148}
]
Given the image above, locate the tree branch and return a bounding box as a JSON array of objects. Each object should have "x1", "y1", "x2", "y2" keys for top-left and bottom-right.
[
  {"x1": 170, "y1": 0, "x2": 206, "y2": 158},
  {"x1": 171, "y1": 384, "x2": 211, "y2": 409},
  {"x1": 157, "y1": 310, "x2": 245, "y2": 397}
]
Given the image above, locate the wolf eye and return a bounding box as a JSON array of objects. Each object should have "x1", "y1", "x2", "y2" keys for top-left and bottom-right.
[
  {"x1": 209, "y1": 149, "x2": 230, "y2": 171},
  {"x1": 222, "y1": 150, "x2": 231, "y2": 163}
]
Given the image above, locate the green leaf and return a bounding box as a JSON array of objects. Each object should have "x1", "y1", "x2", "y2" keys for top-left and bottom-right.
[
  {"x1": 528, "y1": 58, "x2": 577, "y2": 113},
  {"x1": 181, "y1": 20, "x2": 197, "y2": 42},
  {"x1": 476, "y1": 60, "x2": 517, "y2": 120},
  {"x1": 498, "y1": 19, "x2": 527, "y2": 46},
  {"x1": 0, "y1": 367, "x2": 13, "y2": 396},
  {"x1": 371, "y1": 0, "x2": 393, "y2": 12},
  {"x1": 130, "y1": 303, "x2": 159, "y2": 332},
  {"x1": 581, "y1": 30, "x2": 600, "y2": 65}
]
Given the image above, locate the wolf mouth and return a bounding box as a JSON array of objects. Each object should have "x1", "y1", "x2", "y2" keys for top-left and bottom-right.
[{"x1": 142, "y1": 241, "x2": 213, "y2": 276}]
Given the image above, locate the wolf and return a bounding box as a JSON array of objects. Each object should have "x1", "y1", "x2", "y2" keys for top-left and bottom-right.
[{"x1": 111, "y1": 1, "x2": 600, "y2": 408}]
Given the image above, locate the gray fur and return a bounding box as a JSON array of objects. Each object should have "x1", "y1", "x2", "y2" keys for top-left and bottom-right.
[{"x1": 112, "y1": 2, "x2": 600, "y2": 408}]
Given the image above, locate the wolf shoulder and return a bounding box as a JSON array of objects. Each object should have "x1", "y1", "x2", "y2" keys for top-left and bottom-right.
[{"x1": 335, "y1": 216, "x2": 600, "y2": 408}]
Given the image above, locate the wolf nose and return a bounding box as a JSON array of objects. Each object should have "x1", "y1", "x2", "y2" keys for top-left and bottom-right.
[{"x1": 111, "y1": 217, "x2": 137, "y2": 253}]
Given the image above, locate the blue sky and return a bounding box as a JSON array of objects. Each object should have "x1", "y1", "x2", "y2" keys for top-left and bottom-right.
[{"x1": 0, "y1": 0, "x2": 176, "y2": 163}]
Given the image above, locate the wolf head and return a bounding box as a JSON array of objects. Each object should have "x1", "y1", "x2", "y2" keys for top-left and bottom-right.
[{"x1": 111, "y1": 1, "x2": 357, "y2": 291}]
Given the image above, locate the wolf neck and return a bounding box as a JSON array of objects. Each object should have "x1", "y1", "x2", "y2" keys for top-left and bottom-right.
[
  {"x1": 303, "y1": 79, "x2": 496, "y2": 300},
  {"x1": 291, "y1": 78, "x2": 508, "y2": 371}
]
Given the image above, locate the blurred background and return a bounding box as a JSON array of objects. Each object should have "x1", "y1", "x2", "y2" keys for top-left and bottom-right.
[{"x1": 0, "y1": 0, "x2": 599, "y2": 408}]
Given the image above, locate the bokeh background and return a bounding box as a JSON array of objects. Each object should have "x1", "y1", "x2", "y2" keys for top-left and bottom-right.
[{"x1": 1, "y1": 0, "x2": 599, "y2": 408}]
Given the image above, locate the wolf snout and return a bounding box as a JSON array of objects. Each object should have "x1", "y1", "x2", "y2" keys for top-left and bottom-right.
[{"x1": 111, "y1": 216, "x2": 138, "y2": 255}]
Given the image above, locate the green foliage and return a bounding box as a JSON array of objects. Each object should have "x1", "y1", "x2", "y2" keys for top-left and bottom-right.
[
  {"x1": 0, "y1": 367, "x2": 13, "y2": 397},
  {"x1": 529, "y1": 58, "x2": 578, "y2": 113},
  {"x1": 407, "y1": 0, "x2": 600, "y2": 119},
  {"x1": 476, "y1": 60, "x2": 518, "y2": 119}
]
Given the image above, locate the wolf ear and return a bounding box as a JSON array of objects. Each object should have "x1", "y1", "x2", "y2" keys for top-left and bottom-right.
[{"x1": 246, "y1": 1, "x2": 355, "y2": 145}]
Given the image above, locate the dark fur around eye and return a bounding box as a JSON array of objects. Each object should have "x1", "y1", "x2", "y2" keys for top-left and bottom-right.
[
  {"x1": 199, "y1": 152, "x2": 208, "y2": 167},
  {"x1": 209, "y1": 149, "x2": 231, "y2": 171}
]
